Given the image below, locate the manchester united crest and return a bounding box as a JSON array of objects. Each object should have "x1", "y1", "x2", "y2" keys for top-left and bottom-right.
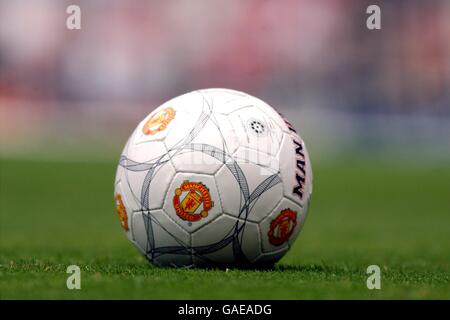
[
  {"x1": 173, "y1": 180, "x2": 214, "y2": 222},
  {"x1": 143, "y1": 107, "x2": 176, "y2": 135},
  {"x1": 115, "y1": 194, "x2": 129, "y2": 231},
  {"x1": 268, "y1": 208, "x2": 297, "y2": 246}
]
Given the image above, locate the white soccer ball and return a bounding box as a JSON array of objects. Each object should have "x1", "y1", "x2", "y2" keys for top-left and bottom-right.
[{"x1": 114, "y1": 88, "x2": 312, "y2": 267}]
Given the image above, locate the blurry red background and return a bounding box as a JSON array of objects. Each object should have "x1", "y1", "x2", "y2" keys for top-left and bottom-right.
[{"x1": 0, "y1": 0, "x2": 449, "y2": 158}]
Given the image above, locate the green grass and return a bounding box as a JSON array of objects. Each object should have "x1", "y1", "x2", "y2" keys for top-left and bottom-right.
[{"x1": 0, "y1": 155, "x2": 449, "y2": 299}]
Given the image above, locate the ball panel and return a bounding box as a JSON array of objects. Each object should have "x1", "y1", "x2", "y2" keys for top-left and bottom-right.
[
  {"x1": 237, "y1": 218, "x2": 261, "y2": 263},
  {"x1": 121, "y1": 141, "x2": 176, "y2": 211},
  {"x1": 252, "y1": 98, "x2": 290, "y2": 134},
  {"x1": 114, "y1": 179, "x2": 136, "y2": 240},
  {"x1": 130, "y1": 211, "x2": 149, "y2": 255},
  {"x1": 134, "y1": 91, "x2": 208, "y2": 144},
  {"x1": 113, "y1": 180, "x2": 134, "y2": 242},
  {"x1": 215, "y1": 148, "x2": 282, "y2": 223},
  {"x1": 227, "y1": 106, "x2": 284, "y2": 157},
  {"x1": 259, "y1": 197, "x2": 304, "y2": 253},
  {"x1": 191, "y1": 215, "x2": 260, "y2": 266},
  {"x1": 278, "y1": 132, "x2": 313, "y2": 207},
  {"x1": 251, "y1": 246, "x2": 290, "y2": 266},
  {"x1": 132, "y1": 210, "x2": 192, "y2": 267},
  {"x1": 168, "y1": 114, "x2": 238, "y2": 175},
  {"x1": 163, "y1": 173, "x2": 222, "y2": 233},
  {"x1": 170, "y1": 151, "x2": 224, "y2": 175},
  {"x1": 135, "y1": 106, "x2": 177, "y2": 143},
  {"x1": 287, "y1": 196, "x2": 311, "y2": 248},
  {"x1": 162, "y1": 105, "x2": 204, "y2": 150}
]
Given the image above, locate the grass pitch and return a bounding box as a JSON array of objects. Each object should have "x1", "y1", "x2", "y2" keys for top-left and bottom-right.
[{"x1": 0, "y1": 155, "x2": 449, "y2": 299}]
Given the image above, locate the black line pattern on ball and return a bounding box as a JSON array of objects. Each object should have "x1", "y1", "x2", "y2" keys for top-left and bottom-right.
[{"x1": 119, "y1": 93, "x2": 282, "y2": 266}]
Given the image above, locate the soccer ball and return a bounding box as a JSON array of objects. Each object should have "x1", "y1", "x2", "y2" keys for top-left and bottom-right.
[{"x1": 114, "y1": 88, "x2": 312, "y2": 267}]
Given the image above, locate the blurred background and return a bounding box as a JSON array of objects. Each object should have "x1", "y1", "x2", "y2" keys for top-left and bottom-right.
[{"x1": 1, "y1": 0, "x2": 449, "y2": 161}]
